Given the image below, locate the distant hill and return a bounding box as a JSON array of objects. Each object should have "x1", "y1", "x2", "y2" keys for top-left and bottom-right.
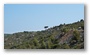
[{"x1": 4, "y1": 19, "x2": 84, "y2": 49}]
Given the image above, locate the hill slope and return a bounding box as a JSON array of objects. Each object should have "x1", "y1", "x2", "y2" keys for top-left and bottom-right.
[{"x1": 4, "y1": 19, "x2": 84, "y2": 49}]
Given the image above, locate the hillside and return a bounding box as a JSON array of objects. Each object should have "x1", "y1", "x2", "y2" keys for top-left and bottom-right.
[{"x1": 4, "y1": 19, "x2": 84, "y2": 49}]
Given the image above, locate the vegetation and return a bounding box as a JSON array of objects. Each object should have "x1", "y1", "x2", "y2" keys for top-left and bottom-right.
[{"x1": 4, "y1": 19, "x2": 84, "y2": 49}]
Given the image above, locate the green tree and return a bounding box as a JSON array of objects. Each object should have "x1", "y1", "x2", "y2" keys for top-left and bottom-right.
[
  {"x1": 41, "y1": 41, "x2": 46, "y2": 49},
  {"x1": 61, "y1": 28, "x2": 68, "y2": 33},
  {"x1": 63, "y1": 43, "x2": 70, "y2": 49},
  {"x1": 50, "y1": 35, "x2": 55, "y2": 43},
  {"x1": 44, "y1": 26, "x2": 48, "y2": 29},
  {"x1": 73, "y1": 30, "x2": 80, "y2": 41},
  {"x1": 47, "y1": 39, "x2": 52, "y2": 49},
  {"x1": 33, "y1": 38, "x2": 40, "y2": 48},
  {"x1": 80, "y1": 19, "x2": 84, "y2": 22}
]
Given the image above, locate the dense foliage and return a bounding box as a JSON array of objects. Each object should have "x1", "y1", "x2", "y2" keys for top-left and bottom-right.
[{"x1": 4, "y1": 19, "x2": 84, "y2": 49}]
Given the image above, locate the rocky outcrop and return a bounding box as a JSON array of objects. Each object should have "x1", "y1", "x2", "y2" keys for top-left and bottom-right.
[{"x1": 59, "y1": 30, "x2": 74, "y2": 44}]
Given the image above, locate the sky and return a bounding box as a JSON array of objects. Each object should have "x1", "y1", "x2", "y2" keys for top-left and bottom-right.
[{"x1": 4, "y1": 4, "x2": 84, "y2": 34}]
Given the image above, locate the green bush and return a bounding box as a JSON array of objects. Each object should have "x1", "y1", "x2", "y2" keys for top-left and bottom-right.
[{"x1": 73, "y1": 30, "x2": 80, "y2": 41}]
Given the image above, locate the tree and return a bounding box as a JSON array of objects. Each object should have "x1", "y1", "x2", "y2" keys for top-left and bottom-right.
[
  {"x1": 80, "y1": 19, "x2": 84, "y2": 22},
  {"x1": 41, "y1": 41, "x2": 46, "y2": 49},
  {"x1": 24, "y1": 31, "x2": 28, "y2": 33},
  {"x1": 47, "y1": 39, "x2": 52, "y2": 49},
  {"x1": 59, "y1": 24, "x2": 63, "y2": 26},
  {"x1": 33, "y1": 38, "x2": 40, "y2": 48},
  {"x1": 61, "y1": 28, "x2": 68, "y2": 33},
  {"x1": 73, "y1": 30, "x2": 80, "y2": 41},
  {"x1": 50, "y1": 35, "x2": 55, "y2": 43},
  {"x1": 44, "y1": 26, "x2": 48, "y2": 29},
  {"x1": 63, "y1": 43, "x2": 70, "y2": 49}
]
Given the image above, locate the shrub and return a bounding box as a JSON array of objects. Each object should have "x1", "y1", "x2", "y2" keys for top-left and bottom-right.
[{"x1": 73, "y1": 30, "x2": 80, "y2": 41}]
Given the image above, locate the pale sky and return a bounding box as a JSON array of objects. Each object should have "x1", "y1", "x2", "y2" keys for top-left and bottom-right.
[{"x1": 4, "y1": 4, "x2": 84, "y2": 34}]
